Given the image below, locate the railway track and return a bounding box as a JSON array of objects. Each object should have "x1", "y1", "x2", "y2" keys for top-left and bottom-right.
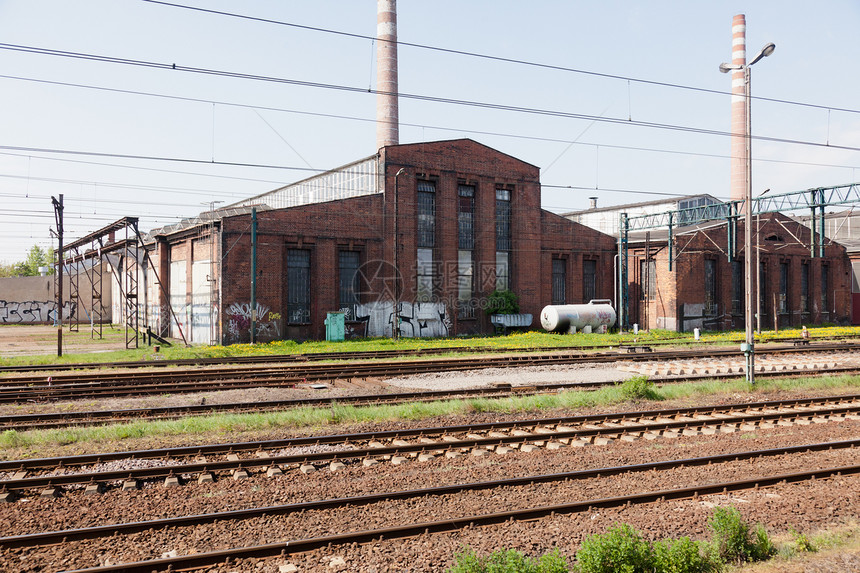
[
  {"x1": 4, "y1": 361, "x2": 860, "y2": 431},
  {"x1": 2, "y1": 393, "x2": 858, "y2": 499},
  {"x1": 2, "y1": 438, "x2": 856, "y2": 550},
  {"x1": 1, "y1": 342, "x2": 857, "y2": 404},
  {"x1": 12, "y1": 454, "x2": 860, "y2": 572},
  {"x1": 0, "y1": 382, "x2": 592, "y2": 431},
  {"x1": 2, "y1": 334, "x2": 854, "y2": 374}
]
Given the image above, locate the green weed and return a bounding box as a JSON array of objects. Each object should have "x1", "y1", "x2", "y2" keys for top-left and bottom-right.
[
  {"x1": 707, "y1": 505, "x2": 774, "y2": 565},
  {"x1": 448, "y1": 547, "x2": 568, "y2": 573}
]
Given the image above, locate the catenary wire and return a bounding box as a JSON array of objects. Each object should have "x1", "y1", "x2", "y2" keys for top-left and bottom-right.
[
  {"x1": 2, "y1": 74, "x2": 857, "y2": 173},
  {"x1": 1, "y1": 43, "x2": 858, "y2": 153},
  {"x1": 141, "y1": 0, "x2": 860, "y2": 116}
]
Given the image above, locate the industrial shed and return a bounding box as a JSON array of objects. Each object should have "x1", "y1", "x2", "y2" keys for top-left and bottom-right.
[
  {"x1": 623, "y1": 212, "x2": 851, "y2": 332},
  {"x1": 143, "y1": 139, "x2": 618, "y2": 344}
]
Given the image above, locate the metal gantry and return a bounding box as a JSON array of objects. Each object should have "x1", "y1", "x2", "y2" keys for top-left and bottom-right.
[
  {"x1": 57, "y1": 216, "x2": 188, "y2": 349},
  {"x1": 616, "y1": 182, "x2": 860, "y2": 330}
]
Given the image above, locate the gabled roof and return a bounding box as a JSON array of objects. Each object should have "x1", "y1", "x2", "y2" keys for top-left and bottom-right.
[{"x1": 382, "y1": 138, "x2": 540, "y2": 170}]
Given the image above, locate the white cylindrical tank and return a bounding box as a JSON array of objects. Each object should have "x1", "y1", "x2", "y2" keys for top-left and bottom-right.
[{"x1": 540, "y1": 301, "x2": 616, "y2": 333}]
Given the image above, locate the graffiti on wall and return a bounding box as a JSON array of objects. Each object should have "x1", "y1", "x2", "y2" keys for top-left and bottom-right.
[
  {"x1": 0, "y1": 300, "x2": 76, "y2": 324},
  {"x1": 225, "y1": 301, "x2": 281, "y2": 343},
  {"x1": 350, "y1": 301, "x2": 449, "y2": 338}
]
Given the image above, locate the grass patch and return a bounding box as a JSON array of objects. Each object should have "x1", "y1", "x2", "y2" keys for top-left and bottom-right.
[
  {"x1": 2, "y1": 373, "x2": 859, "y2": 454},
  {"x1": 616, "y1": 375, "x2": 660, "y2": 401},
  {"x1": 6, "y1": 325, "x2": 860, "y2": 369}
]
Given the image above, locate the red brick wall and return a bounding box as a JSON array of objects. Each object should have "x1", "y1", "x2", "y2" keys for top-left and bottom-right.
[
  {"x1": 627, "y1": 213, "x2": 851, "y2": 331},
  {"x1": 220, "y1": 195, "x2": 385, "y2": 342},
  {"x1": 381, "y1": 139, "x2": 546, "y2": 333},
  {"x1": 170, "y1": 139, "x2": 623, "y2": 342},
  {"x1": 540, "y1": 210, "x2": 618, "y2": 308}
]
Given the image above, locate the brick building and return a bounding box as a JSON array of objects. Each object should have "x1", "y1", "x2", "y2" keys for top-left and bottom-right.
[
  {"x1": 626, "y1": 212, "x2": 851, "y2": 332},
  {"x1": 144, "y1": 139, "x2": 618, "y2": 343}
]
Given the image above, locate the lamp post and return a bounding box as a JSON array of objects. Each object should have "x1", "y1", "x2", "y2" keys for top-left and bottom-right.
[
  {"x1": 393, "y1": 168, "x2": 406, "y2": 340},
  {"x1": 720, "y1": 42, "x2": 775, "y2": 385}
]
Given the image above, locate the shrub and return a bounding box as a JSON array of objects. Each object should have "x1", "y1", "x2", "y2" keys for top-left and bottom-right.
[
  {"x1": 751, "y1": 523, "x2": 776, "y2": 561},
  {"x1": 576, "y1": 523, "x2": 653, "y2": 573},
  {"x1": 617, "y1": 376, "x2": 660, "y2": 401},
  {"x1": 447, "y1": 547, "x2": 568, "y2": 573},
  {"x1": 651, "y1": 537, "x2": 717, "y2": 573},
  {"x1": 707, "y1": 506, "x2": 773, "y2": 565},
  {"x1": 486, "y1": 290, "x2": 520, "y2": 315}
]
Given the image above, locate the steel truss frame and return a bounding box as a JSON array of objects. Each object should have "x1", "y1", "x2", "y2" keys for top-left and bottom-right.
[{"x1": 59, "y1": 217, "x2": 188, "y2": 348}]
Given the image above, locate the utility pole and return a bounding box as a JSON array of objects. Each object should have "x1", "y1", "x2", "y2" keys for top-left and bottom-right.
[
  {"x1": 52, "y1": 194, "x2": 64, "y2": 357},
  {"x1": 392, "y1": 168, "x2": 406, "y2": 340},
  {"x1": 250, "y1": 207, "x2": 257, "y2": 344}
]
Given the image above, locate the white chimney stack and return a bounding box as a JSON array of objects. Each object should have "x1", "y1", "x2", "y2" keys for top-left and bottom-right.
[{"x1": 730, "y1": 14, "x2": 747, "y2": 202}]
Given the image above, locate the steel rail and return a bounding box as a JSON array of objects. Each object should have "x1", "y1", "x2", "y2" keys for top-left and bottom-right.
[
  {"x1": 3, "y1": 438, "x2": 856, "y2": 549},
  {"x1": 2, "y1": 335, "x2": 856, "y2": 375},
  {"x1": 4, "y1": 364, "x2": 860, "y2": 431},
  {"x1": 2, "y1": 399, "x2": 858, "y2": 493},
  {"x1": 2, "y1": 341, "x2": 856, "y2": 387},
  {"x1": 0, "y1": 344, "x2": 856, "y2": 407},
  {"x1": 0, "y1": 383, "x2": 599, "y2": 431},
  {"x1": 58, "y1": 463, "x2": 860, "y2": 573},
  {"x1": 0, "y1": 376, "x2": 306, "y2": 404},
  {"x1": 2, "y1": 392, "x2": 857, "y2": 474}
]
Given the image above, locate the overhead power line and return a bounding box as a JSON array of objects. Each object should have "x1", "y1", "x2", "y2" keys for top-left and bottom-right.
[
  {"x1": 0, "y1": 142, "x2": 322, "y2": 173},
  {"x1": 1, "y1": 43, "x2": 859, "y2": 154},
  {"x1": 141, "y1": 0, "x2": 860, "y2": 116},
  {"x1": 3, "y1": 74, "x2": 857, "y2": 173}
]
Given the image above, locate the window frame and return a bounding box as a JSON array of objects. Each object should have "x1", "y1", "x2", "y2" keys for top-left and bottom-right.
[
  {"x1": 703, "y1": 258, "x2": 717, "y2": 316},
  {"x1": 287, "y1": 249, "x2": 311, "y2": 325},
  {"x1": 551, "y1": 258, "x2": 566, "y2": 305},
  {"x1": 582, "y1": 258, "x2": 597, "y2": 303},
  {"x1": 338, "y1": 250, "x2": 361, "y2": 317}
]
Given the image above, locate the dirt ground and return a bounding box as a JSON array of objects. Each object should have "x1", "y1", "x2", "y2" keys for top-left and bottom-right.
[{"x1": 0, "y1": 324, "x2": 134, "y2": 358}]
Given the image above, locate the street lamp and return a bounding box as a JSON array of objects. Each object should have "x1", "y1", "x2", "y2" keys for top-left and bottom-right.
[{"x1": 720, "y1": 42, "x2": 775, "y2": 385}]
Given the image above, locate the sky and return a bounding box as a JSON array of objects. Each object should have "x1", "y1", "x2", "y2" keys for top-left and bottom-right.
[{"x1": 1, "y1": 0, "x2": 859, "y2": 264}]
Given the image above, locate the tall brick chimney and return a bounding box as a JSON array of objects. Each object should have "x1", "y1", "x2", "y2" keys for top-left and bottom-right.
[
  {"x1": 730, "y1": 14, "x2": 747, "y2": 202},
  {"x1": 376, "y1": 0, "x2": 399, "y2": 150}
]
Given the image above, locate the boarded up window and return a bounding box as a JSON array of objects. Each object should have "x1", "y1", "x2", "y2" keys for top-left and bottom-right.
[
  {"x1": 416, "y1": 248, "x2": 434, "y2": 303},
  {"x1": 458, "y1": 249, "x2": 474, "y2": 318},
  {"x1": 731, "y1": 260, "x2": 743, "y2": 315}
]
